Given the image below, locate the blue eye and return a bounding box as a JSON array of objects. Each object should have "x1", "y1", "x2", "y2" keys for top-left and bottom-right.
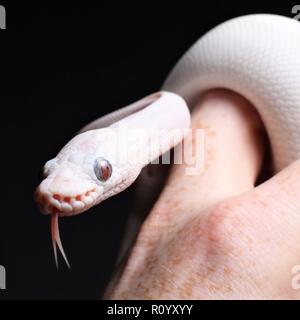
[{"x1": 94, "y1": 158, "x2": 112, "y2": 182}]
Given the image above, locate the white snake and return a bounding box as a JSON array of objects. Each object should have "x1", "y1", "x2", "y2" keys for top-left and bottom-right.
[{"x1": 35, "y1": 14, "x2": 300, "y2": 268}]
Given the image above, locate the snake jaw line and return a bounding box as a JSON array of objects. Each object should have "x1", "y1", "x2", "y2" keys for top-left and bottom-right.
[{"x1": 51, "y1": 212, "x2": 71, "y2": 270}]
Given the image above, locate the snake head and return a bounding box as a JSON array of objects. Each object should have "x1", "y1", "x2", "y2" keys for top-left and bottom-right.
[
  {"x1": 35, "y1": 129, "x2": 141, "y2": 217},
  {"x1": 35, "y1": 158, "x2": 103, "y2": 216}
]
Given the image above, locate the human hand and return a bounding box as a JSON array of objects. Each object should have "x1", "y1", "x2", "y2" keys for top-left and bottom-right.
[{"x1": 106, "y1": 90, "x2": 300, "y2": 299}]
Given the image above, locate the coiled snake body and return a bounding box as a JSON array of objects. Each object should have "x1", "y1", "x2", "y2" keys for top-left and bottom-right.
[{"x1": 35, "y1": 14, "x2": 300, "y2": 267}]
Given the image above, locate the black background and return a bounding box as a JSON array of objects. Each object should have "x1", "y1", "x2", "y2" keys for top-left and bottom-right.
[{"x1": 0, "y1": 1, "x2": 297, "y2": 299}]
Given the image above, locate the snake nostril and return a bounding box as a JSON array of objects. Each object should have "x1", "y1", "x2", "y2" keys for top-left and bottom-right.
[
  {"x1": 85, "y1": 191, "x2": 90, "y2": 196},
  {"x1": 38, "y1": 194, "x2": 47, "y2": 205},
  {"x1": 36, "y1": 194, "x2": 44, "y2": 207}
]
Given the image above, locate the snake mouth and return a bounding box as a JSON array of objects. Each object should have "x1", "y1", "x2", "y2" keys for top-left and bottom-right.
[
  {"x1": 35, "y1": 185, "x2": 102, "y2": 217},
  {"x1": 35, "y1": 178, "x2": 103, "y2": 268}
]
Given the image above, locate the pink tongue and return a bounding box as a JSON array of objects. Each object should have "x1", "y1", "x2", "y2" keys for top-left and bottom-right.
[{"x1": 51, "y1": 212, "x2": 71, "y2": 269}]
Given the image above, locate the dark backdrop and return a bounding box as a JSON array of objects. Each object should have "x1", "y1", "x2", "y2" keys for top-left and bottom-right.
[{"x1": 0, "y1": 1, "x2": 296, "y2": 299}]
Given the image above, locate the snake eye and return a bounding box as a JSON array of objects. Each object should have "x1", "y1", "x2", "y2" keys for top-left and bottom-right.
[{"x1": 93, "y1": 157, "x2": 112, "y2": 182}]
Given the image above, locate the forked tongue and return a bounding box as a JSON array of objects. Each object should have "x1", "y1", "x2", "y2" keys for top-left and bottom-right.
[{"x1": 51, "y1": 212, "x2": 71, "y2": 269}]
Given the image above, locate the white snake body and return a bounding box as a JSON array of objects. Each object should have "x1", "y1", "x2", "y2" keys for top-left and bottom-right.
[
  {"x1": 35, "y1": 14, "x2": 300, "y2": 267},
  {"x1": 163, "y1": 14, "x2": 300, "y2": 170}
]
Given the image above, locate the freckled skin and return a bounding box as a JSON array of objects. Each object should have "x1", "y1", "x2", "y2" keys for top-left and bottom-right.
[{"x1": 105, "y1": 90, "x2": 300, "y2": 300}]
